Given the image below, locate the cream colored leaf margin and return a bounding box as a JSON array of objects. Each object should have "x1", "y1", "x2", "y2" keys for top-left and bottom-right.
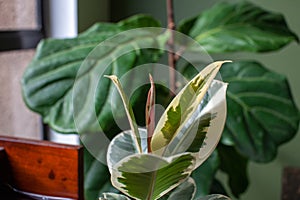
[{"x1": 151, "y1": 61, "x2": 230, "y2": 155}]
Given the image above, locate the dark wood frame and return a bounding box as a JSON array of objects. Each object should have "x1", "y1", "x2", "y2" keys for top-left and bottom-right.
[{"x1": 0, "y1": 0, "x2": 45, "y2": 51}]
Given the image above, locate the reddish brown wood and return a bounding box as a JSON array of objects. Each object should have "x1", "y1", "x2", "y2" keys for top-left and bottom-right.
[
  {"x1": 282, "y1": 167, "x2": 300, "y2": 200},
  {"x1": 0, "y1": 136, "x2": 83, "y2": 200}
]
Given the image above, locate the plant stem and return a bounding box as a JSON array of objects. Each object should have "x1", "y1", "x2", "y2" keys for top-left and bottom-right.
[{"x1": 167, "y1": 0, "x2": 176, "y2": 96}]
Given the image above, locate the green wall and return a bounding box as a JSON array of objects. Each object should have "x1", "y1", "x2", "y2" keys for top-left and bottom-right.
[{"x1": 110, "y1": 0, "x2": 300, "y2": 200}]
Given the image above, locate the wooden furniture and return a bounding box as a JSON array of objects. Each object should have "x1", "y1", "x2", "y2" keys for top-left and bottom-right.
[
  {"x1": 282, "y1": 167, "x2": 300, "y2": 200},
  {"x1": 0, "y1": 136, "x2": 83, "y2": 199}
]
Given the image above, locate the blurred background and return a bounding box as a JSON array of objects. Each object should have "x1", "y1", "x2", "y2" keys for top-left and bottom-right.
[{"x1": 0, "y1": 0, "x2": 299, "y2": 199}]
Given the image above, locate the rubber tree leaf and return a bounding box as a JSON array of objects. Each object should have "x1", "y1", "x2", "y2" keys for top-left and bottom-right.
[
  {"x1": 107, "y1": 130, "x2": 221, "y2": 200},
  {"x1": 111, "y1": 153, "x2": 195, "y2": 200},
  {"x1": 21, "y1": 15, "x2": 163, "y2": 134},
  {"x1": 217, "y1": 145, "x2": 248, "y2": 198},
  {"x1": 107, "y1": 129, "x2": 148, "y2": 174},
  {"x1": 161, "y1": 79, "x2": 227, "y2": 170},
  {"x1": 178, "y1": 1, "x2": 299, "y2": 53},
  {"x1": 105, "y1": 75, "x2": 142, "y2": 153},
  {"x1": 189, "y1": 80, "x2": 227, "y2": 169},
  {"x1": 151, "y1": 61, "x2": 229, "y2": 156},
  {"x1": 107, "y1": 129, "x2": 195, "y2": 200},
  {"x1": 221, "y1": 61, "x2": 300, "y2": 162},
  {"x1": 100, "y1": 193, "x2": 131, "y2": 200}
]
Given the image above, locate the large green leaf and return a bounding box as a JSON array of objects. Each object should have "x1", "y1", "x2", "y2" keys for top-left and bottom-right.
[
  {"x1": 165, "y1": 178, "x2": 196, "y2": 200},
  {"x1": 209, "y1": 179, "x2": 228, "y2": 196},
  {"x1": 151, "y1": 61, "x2": 229, "y2": 156},
  {"x1": 117, "y1": 14, "x2": 161, "y2": 29},
  {"x1": 221, "y1": 61, "x2": 300, "y2": 162},
  {"x1": 21, "y1": 15, "x2": 163, "y2": 134},
  {"x1": 178, "y1": 1, "x2": 298, "y2": 53},
  {"x1": 217, "y1": 145, "x2": 248, "y2": 198},
  {"x1": 111, "y1": 153, "x2": 195, "y2": 200},
  {"x1": 84, "y1": 149, "x2": 118, "y2": 200}
]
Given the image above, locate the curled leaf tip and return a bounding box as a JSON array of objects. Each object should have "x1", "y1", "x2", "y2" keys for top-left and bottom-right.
[
  {"x1": 216, "y1": 60, "x2": 232, "y2": 65},
  {"x1": 149, "y1": 73, "x2": 154, "y2": 82},
  {"x1": 104, "y1": 74, "x2": 117, "y2": 80}
]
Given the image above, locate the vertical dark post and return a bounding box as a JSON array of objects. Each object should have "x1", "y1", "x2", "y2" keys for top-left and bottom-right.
[{"x1": 167, "y1": 0, "x2": 176, "y2": 96}]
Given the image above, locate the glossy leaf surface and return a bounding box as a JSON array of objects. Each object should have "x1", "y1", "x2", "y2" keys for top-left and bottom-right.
[
  {"x1": 107, "y1": 129, "x2": 148, "y2": 174},
  {"x1": 221, "y1": 61, "x2": 300, "y2": 162},
  {"x1": 151, "y1": 61, "x2": 229, "y2": 155},
  {"x1": 107, "y1": 129, "x2": 195, "y2": 200},
  {"x1": 100, "y1": 193, "x2": 131, "y2": 200},
  {"x1": 178, "y1": 1, "x2": 298, "y2": 53},
  {"x1": 111, "y1": 153, "x2": 195, "y2": 200}
]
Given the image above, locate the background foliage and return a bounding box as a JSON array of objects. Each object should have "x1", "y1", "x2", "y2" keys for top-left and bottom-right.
[{"x1": 22, "y1": 1, "x2": 299, "y2": 199}]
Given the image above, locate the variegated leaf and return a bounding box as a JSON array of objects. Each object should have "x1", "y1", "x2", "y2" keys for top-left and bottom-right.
[
  {"x1": 105, "y1": 75, "x2": 142, "y2": 153},
  {"x1": 191, "y1": 80, "x2": 227, "y2": 168},
  {"x1": 151, "y1": 61, "x2": 229, "y2": 155},
  {"x1": 107, "y1": 128, "x2": 148, "y2": 174},
  {"x1": 100, "y1": 193, "x2": 131, "y2": 200},
  {"x1": 110, "y1": 153, "x2": 195, "y2": 200},
  {"x1": 165, "y1": 80, "x2": 227, "y2": 158}
]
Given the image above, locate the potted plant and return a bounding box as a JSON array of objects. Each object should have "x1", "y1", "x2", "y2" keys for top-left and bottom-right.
[
  {"x1": 101, "y1": 60, "x2": 229, "y2": 200},
  {"x1": 21, "y1": 1, "x2": 299, "y2": 199}
]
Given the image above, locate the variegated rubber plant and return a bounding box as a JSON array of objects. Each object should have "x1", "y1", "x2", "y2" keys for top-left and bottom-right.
[{"x1": 101, "y1": 61, "x2": 230, "y2": 200}]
